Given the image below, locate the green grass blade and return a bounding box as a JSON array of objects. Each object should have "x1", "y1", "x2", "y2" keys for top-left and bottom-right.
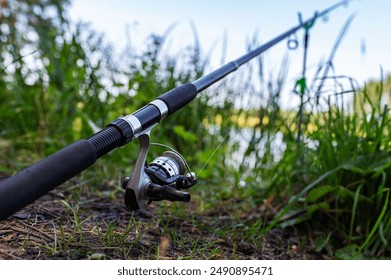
[
  {"x1": 355, "y1": 188, "x2": 390, "y2": 257},
  {"x1": 349, "y1": 184, "x2": 362, "y2": 243},
  {"x1": 263, "y1": 166, "x2": 341, "y2": 232}
]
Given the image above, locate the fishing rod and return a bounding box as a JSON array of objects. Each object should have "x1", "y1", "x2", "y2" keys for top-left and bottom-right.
[{"x1": 0, "y1": 1, "x2": 350, "y2": 221}]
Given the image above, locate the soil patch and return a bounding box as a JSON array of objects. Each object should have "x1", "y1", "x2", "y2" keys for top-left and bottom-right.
[{"x1": 0, "y1": 185, "x2": 324, "y2": 260}]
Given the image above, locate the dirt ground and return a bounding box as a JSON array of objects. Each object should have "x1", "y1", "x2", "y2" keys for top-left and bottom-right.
[{"x1": 0, "y1": 183, "x2": 325, "y2": 260}]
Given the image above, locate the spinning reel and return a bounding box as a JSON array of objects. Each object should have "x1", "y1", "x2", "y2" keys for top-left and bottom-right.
[{"x1": 123, "y1": 132, "x2": 197, "y2": 210}]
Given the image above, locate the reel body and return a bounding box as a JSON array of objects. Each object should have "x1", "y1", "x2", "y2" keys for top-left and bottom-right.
[{"x1": 123, "y1": 133, "x2": 197, "y2": 210}]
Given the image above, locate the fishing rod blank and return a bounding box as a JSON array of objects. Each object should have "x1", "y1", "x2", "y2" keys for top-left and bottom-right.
[{"x1": 0, "y1": 1, "x2": 350, "y2": 221}]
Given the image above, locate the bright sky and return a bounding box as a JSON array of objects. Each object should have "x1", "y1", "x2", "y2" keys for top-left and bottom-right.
[{"x1": 69, "y1": 0, "x2": 390, "y2": 96}]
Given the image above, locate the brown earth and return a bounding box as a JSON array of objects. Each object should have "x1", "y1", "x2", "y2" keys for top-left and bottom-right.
[{"x1": 0, "y1": 182, "x2": 325, "y2": 260}]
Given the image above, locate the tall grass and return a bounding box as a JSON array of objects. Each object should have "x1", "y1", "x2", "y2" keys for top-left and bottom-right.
[
  {"x1": 226, "y1": 16, "x2": 391, "y2": 258},
  {"x1": 261, "y1": 69, "x2": 390, "y2": 259}
]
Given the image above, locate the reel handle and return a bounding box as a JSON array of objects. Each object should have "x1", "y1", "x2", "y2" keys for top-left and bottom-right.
[{"x1": 146, "y1": 183, "x2": 191, "y2": 202}]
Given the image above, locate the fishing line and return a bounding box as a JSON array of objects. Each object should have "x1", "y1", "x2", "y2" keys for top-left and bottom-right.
[
  {"x1": 196, "y1": 125, "x2": 232, "y2": 178},
  {"x1": 152, "y1": 125, "x2": 232, "y2": 179}
]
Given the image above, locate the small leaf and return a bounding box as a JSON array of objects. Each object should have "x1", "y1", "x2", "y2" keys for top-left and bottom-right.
[
  {"x1": 307, "y1": 202, "x2": 330, "y2": 217},
  {"x1": 307, "y1": 185, "x2": 336, "y2": 202},
  {"x1": 293, "y1": 77, "x2": 307, "y2": 95},
  {"x1": 335, "y1": 244, "x2": 365, "y2": 260}
]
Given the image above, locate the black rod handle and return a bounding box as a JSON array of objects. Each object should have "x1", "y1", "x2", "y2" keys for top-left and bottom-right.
[
  {"x1": 0, "y1": 140, "x2": 98, "y2": 220},
  {"x1": 157, "y1": 83, "x2": 198, "y2": 116}
]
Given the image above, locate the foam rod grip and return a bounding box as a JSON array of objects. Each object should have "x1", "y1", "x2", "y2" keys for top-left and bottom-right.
[
  {"x1": 0, "y1": 140, "x2": 98, "y2": 221},
  {"x1": 157, "y1": 83, "x2": 197, "y2": 116}
]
